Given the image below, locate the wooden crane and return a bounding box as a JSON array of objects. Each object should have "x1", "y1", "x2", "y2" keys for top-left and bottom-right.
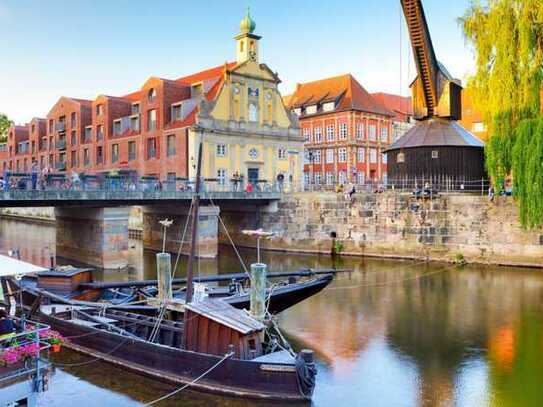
[{"x1": 401, "y1": 0, "x2": 462, "y2": 121}]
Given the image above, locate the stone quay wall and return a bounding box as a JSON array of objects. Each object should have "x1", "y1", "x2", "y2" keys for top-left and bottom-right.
[{"x1": 220, "y1": 192, "x2": 543, "y2": 268}]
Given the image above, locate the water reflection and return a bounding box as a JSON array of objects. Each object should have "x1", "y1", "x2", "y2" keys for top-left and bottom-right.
[{"x1": 1, "y1": 219, "x2": 543, "y2": 406}]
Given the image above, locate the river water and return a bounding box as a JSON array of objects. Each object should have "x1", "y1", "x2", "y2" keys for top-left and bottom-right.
[{"x1": 1, "y1": 219, "x2": 543, "y2": 407}]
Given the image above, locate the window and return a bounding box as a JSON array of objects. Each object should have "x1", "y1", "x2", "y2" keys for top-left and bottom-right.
[
  {"x1": 131, "y1": 103, "x2": 140, "y2": 115},
  {"x1": 130, "y1": 116, "x2": 140, "y2": 132},
  {"x1": 432, "y1": 150, "x2": 439, "y2": 159},
  {"x1": 71, "y1": 150, "x2": 77, "y2": 167},
  {"x1": 304, "y1": 172, "x2": 311, "y2": 186},
  {"x1": 293, "y1": 108, "x2": 302, "y2": 116},
  {"x1": 128, "y1": 141, "x2": 136, "y2": 161},
  {"x1": 356, "y1": 123, "x2": 364, "y2": 139},
  {"x1": 314, "y1": 127, "x2": 322, "y2": 143},
  {"x1": 217, "y1": 169, "x2": 227, "y2": 186},
  {"x1": 48, "y1": 120, "x2": 54, "y2": 135},
  {"x1": 338, "y1": 148, "x2": 347, "y2": 163},
  {"x1": 357, "y1": 147, "x2": 365, "y2": 163},
  {"x1": 306, "y1": 105, "x2": 317, "y2": 115},
  {"x1": 148, "y1": 88, "x2": 156, "y2": 102},
  {"x1": 381, "y1": 126, "x2": 388, "y2": 142},
  {"x1": 96, "y1": 146, "x2": 103, "y2": 164},
  {"x1": 31, "y1": 124, "x2": 35, "y2": 134},
  {"x1": 96, "y1": 104, "x2": 104, "y2": 116},
  {"x1": 383, "y1": 172, "x2": 388, "y2": 185},
  {"x1": 248, "y1": 103, "x2": 258, "y2": 122},
  {"x1": 322, "y1": 102, "x2": 335, "y2": 112},
  {"x1": 325, "y1": 172, "x2": 334, "y2": 185},
  {"x1": 83, "y1": 149, "x2": 90, "y2": 166},
  {"x1": 397, "y1": 152, "x2": 405, "y2": 163},
  {"x1": 472, "y1": 122, "x2": 486, "y2": 132},
  {"x1": 70, "y1": 112, "x2": 77, "y2": 128},
  {"x1": 326, "y1": 149, "x2": 334, "y2": 164},
  {"x1": 357, "y1": 172, "x2": 365, "y2": 185},
  {"x1": 314, "y1": 150, "x2": 321, "y2": 164},
  {"x1": 111, "y1": 144, "x2": 119, "y2": 163},
  {"x1": 368, "y1": 124, "x2": 377, "y2": 141},
  {"x1": 326, "y1": 125, "x2": 335, "y2": 141},
  {"x1": 71, "y1": 130, "x2": 76, "y2": 146},
  {"x1": 315, "y1": 173, "x2": 322, "y2": 185},
  {"x1": 147, "y1": 109, "x2": 157, "y2": 131},
  {"x1": 369, "y1": 148, "x2": 377, "y2": 163},
  {"x1": 339, "y1": 170, "x2": 347, "y2": 185},
  {"x1": 382, "y1": 153, "x2": 388, "y2": 164},
  {"x1": 113, "y1": 120, "x2": 121, "y2": 135},
  {"x1": 172, "y1": 104, "x2": 182, "y2": 121},
  {"x1": 303, "y1": 128, "x2": 311, "y2": 142},
  {"x1": 216, "y1": 144, "x2": 226, "y2": 157},
  {"x1": 84, "y1": 126, "x2": 92, "y2": 142},
  {"x1": 147, "y1": 138, "x2": 157, "y2": 159},
  {"x1": 278, "y1": 148, "x2": 287, "y2": 160},
  {"x1": 339, "y1": 123, "x2": 348, "y2": 140},
  {"x1": 167, "y1": 135, "x2": 176, "y2": 157}
]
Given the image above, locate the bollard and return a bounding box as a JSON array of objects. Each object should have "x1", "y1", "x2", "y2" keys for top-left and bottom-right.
[
  {"x1": 156, "y1": 252, "x2": 172, "y2": 303},
  {"x1": 250, "y1": 263, "x2": 267, "y2": 320}
]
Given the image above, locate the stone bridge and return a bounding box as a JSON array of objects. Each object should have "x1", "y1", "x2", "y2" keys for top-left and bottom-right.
[{"x1": 0, "y1": 189, "x2": 280, "y2": 270}]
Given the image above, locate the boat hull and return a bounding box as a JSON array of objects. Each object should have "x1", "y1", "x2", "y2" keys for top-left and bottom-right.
[{"x1": 39, "y1": 312, "x2": 311, "y2": 402}]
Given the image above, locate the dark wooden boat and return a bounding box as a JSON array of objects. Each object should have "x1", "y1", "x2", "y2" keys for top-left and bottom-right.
[
  {"x1": 10, "y1": 280, "x2": 316, "y2": 402},
  {"x1": 17, "y1": 268, "x2": 334, "y2": 315}
]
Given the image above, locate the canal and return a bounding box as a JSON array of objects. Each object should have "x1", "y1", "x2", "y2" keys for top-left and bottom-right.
[{"x1": 1, "y1": 218, "x2": 543, "y2": 406}]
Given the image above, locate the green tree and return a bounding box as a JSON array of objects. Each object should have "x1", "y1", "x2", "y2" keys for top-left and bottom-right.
[
  {"x1": 460, "y1": 0, "x2": 543, "y2": 228},
  {"x1": 0, "y1": 113, "x2": 13, "y2": 142}
]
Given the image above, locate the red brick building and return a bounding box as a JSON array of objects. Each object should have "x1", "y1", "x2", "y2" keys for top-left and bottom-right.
[
  {"x1": 285, "y1": 74, "x2": 394, "y2": 186},
  {"x1": 370, "y1": 93, "x2": 413, "y2": 142},
  {"x1": 2, "y1": 63, "x2": 234, "y2": 181}
]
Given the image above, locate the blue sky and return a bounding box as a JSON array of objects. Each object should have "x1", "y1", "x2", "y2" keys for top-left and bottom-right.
[{"x1": 0, "y1": 0, "x2": 475, "y2": 124}]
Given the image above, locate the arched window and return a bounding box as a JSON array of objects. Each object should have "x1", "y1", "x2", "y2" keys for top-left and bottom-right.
[
  {"x1": 248, "y1": 103, "x2": 258, "y2": 122},
  {"x1": 148, "y1": 88, "x2": 156, "y2": 103}
]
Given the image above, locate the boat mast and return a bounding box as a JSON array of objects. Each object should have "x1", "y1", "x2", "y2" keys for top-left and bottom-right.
[{"x1": 185, "y1": 141, "x2": 203, "y2": 304}]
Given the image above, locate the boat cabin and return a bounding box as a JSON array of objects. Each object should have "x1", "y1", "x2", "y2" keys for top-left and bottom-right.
[
  {"x1": 37, "y1": 267, "x2": 94, "y2": 296},
  {"x1": 184, "y1": 299, "x2": 265, "y2": 360}
]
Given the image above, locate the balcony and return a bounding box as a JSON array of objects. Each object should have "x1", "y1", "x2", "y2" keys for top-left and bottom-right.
[
  {"x1": 56, "y1": 139, "x2": 67, "y2": 150},
  {"x1": 56, "y1": 122, "x2": 66, "y2": 133}
]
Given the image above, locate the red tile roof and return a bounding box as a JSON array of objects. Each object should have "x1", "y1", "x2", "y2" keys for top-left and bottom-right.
[
  {"x1": 371, "y1": 92, "x2": 412, "y2": 122},
  {"x1": 287, "y1": 74, "x2": 394, "y2": 117}
]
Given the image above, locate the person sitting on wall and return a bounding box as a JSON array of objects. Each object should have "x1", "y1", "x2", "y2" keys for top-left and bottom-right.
[{"x1": 0, "y1": 309, "x2": 16, "y2": 340}]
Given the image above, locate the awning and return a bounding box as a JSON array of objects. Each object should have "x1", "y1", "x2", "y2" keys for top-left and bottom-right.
[{"x1": 0, "y1": 255, "x2": 47, "y2": 278}]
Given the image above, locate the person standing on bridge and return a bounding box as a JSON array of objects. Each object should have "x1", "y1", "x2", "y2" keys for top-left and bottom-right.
[{"x1": 31, "y1": 161, "x2": 38, "y2": 190}]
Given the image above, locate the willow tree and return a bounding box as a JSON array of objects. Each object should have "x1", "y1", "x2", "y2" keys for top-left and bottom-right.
[{"x1": 461, "y1": 0, "x2": 543, "y2": 227}]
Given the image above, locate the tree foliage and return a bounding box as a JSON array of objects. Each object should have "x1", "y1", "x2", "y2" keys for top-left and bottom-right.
[
  {"x1": 461, "y1": 0, "x2": 543, "y2": 228},
  {"x1": 0, "y1": 113, "x2": 12, "y2": 142}
]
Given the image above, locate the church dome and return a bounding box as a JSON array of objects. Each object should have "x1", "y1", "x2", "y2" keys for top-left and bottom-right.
[{"x1": 240, "y1": 8, "x2": 256, "y2": 34}]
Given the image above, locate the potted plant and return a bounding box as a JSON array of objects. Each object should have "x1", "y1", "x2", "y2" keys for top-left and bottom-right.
[{"x1": 40, "y1": 329, "x2": 65, "y2": 352}]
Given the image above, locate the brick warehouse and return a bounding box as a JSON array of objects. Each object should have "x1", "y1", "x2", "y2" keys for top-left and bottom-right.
[
  {"x1": 2, "y1": 10, "x2": 304, "y2": 185},
  {"x1": 285, "y1": 74, "x2": 395, "y2": 186}
]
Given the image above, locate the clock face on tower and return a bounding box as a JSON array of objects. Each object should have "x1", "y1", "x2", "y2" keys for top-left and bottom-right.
[{"x1": 249, "y1": 50, "x2": 256, "y2": 62}]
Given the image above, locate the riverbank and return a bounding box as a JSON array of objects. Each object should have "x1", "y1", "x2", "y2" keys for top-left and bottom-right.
[{"x1": 220, "y1": 192, "x2": 543, "y2": 269}]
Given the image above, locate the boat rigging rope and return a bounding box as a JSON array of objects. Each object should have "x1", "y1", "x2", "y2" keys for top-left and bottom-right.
[
  {"x1": 142, "y1": 351, "x2": 234, "y2": 406},
  {"x1": 326, "y1": 263, "x2": 459, "y2": 290},
  {"x1": 172, "y1": 199, "x2": 194, "y2": 280},
  {"x1": 209, "y1": 197, "x2": 250, "y2": 277}
]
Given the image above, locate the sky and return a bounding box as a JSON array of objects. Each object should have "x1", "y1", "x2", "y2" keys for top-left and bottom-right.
[{"x1": 0, "y1": 0, "x2": 476, "y2": 124}]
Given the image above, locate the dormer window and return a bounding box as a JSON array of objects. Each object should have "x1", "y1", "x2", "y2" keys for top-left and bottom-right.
[
  {"x1": 96, "y1": 104, "x2": 104, "y2": 116},
  {"x1": 322, "y1": 102, "x2": 335, "y2": 112},
  {"x1": 306, "y1": 105, "x2": 317, "y2": 115},
  {"x1": 172, "y1": 103, "x2": 182, "y2": 121},
  {"x1": 131, "y1": 103, "x2": 140, "y2": 115},
  {"x1": 148, "y1": 88, "x2": 156, "y2": 103},
  {"x1": 293, "y1": 108, "x2": 302, "y2": 116}
]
